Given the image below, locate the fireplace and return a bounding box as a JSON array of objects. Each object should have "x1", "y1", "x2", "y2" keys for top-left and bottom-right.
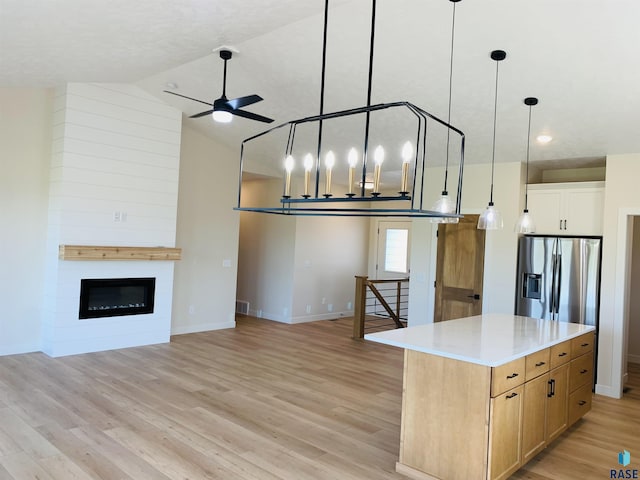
[{"x1": 79, "y1": 277, "x2": 155, "y2": 319}]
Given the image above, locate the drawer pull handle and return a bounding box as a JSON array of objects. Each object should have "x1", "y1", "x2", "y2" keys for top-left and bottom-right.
[
  {"x1": 506, "y1": 393, "x2": 518, "y2": 399},
  {"x1": 558, "y1": 352, "x2": 567, "y2": 357},
  {"x1": 581, "y1": 343, "x2": 589, "y2": 347},
  {"x1": 578, "y1": 400, "x2": 587, "y2": 406},
  {"x1": 535, "y1": 361, "x2": 546, "y2": 367},
  {"x1": 580, "y1": 369, "x2": 588, "y2": 374},
  {"x1": 506, "y1": 373, "x2": 519, "y2": 379}
]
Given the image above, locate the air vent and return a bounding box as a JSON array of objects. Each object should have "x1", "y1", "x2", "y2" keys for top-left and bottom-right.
[{"x1": 235, "y1": 300, "x2": 250, "y2": 315}]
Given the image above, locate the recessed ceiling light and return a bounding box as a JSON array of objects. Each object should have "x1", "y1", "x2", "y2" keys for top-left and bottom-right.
[{"x1": 537, "y1": 135, "x2": 552, "y2": 144}]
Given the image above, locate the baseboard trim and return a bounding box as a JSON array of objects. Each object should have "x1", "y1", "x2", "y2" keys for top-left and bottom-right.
[
  {"x1": 0, "y1": 343, "x2": 41, "y2": 357},
  {"x1": 290, "y1": 311, "x2": 352, "y2": 324},
  {"x1": 595, "y1": 382, "x2": 622, "y2": 399},
  {"x1": 627, "y1": 353, "x2": 640, "y2": 365},
  {"x1": 171, "y1": 320, "x2": 236, "y2": 335}
]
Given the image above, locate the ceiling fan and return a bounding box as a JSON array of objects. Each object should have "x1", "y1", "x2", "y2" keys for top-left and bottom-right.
[{"x1": 164, "y1": 49, "x2": 274, "y2": 124}]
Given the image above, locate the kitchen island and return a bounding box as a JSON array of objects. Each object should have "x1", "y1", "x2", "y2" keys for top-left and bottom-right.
[{"x1": 365, "y1": 314, "x2": 595, "y2": 480}]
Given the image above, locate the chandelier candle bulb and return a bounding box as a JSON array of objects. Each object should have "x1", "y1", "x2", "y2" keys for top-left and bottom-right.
[
  {"x1": 372, "y1": 145, "x2": 385, "y2": 196},
  {"x1": 324, "y1": 151, "x2": 335, "y2": 197},
  {"x1": 283, "y1": 155, "x2": 295, "y2": 198},
  {"x1": 303, "y1": 153, "x2": 313, "y2": 198},
  {"x1": 347, "y1": 147, "x2": 358, "y2": 196},
  {"x1": 400, "y1": 141, "x2": 413, "y2": 194}
]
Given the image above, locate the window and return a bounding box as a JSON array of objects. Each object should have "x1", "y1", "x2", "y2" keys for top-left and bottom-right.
[{"x1": 384, "y1": 228, "x2": 409, "y2": 273}]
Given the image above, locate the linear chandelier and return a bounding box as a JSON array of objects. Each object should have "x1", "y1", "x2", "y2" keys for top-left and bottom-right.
[{"x1": 234, "y1": 0, "x2": 466, "y2": 218}]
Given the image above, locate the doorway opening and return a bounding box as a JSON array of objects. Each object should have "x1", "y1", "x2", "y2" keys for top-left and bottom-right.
[{"x1": 626, "y1": 216, "x2": 640, "y2": 390}]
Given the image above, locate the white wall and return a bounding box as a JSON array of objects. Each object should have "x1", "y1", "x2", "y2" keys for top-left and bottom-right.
[
  {"x1": 42, "y1": 83, "x2": 182, "y2": 356},
  {"x1": 292, "y1": 216, "x2": 369, "y2": 321},
  {"x1": 408, "y1": 162, "x2": 523, "y2": 325},
  {"x1": 599, "y1": 153, "x2": 640, "y2": 397},
  {"x1": 236, "y1": 179, "x2": 296, "y2": 321},
  {"x1": 236, "y1": 179, "x2": 369, "y2": 323},
  {"x1": 0, "y1": 88, "x2": 52, "y2": 355},
  {"x1": 628, "y1": 217, "x2": 640, "y2": 364},
  {"x1": 171, "y1": 126, "x2": 240, "y2": 334}
]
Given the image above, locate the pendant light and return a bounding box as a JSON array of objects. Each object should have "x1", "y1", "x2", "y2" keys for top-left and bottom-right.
[
  {"x1": 431, "y1": 0, "x2": 461, "y2": 224},
  {"x1": 478, "y1": 49, "x2": 506, "y2": 230},
  {"x1": 514, "y1": 97, "x2": 538, "y2": 233}
]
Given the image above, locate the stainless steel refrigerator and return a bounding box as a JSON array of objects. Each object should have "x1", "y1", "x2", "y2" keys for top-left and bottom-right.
[
  {"x1": 515, "y1": 235, "x2": 602, "y2": 324},
  {"x1": 515, "y1": 235, "x2": 602, "y2": 382}
]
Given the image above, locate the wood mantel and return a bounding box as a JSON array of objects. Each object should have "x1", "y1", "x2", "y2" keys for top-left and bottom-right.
[{"x1": 59, "y1": 245, "x2": 182, "y2": 261}]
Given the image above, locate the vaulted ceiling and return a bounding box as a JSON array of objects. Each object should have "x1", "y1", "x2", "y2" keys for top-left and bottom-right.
[{"x1": 2, "y1": 0, "x2": 639, "y2": 168}]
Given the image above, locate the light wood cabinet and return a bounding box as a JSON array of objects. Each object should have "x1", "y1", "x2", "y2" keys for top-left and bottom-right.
[
  {"x1": 568, "y1": 383, "x2": 593, "y2": 426},
  {"x1": 492, "y1": 357, "x2": 526, "y2": 396},
  {"x1": 521, "y1": 373, "x2": 549, "y2": 464},
  {"x1": 488, "y1": 385, "x2": 524, "y2": 480},
  {"x1": 546, "y1": 363, "x2": 570, "y2": 442},
  {"x1": 395, "y1": 332, "x2": 594, "y2": 480},
  {"x1": 527, "y1": 182, "x2": 604, "y2": 235},
  {"x1": 521, "y1": 361, "x2": 572, "y2": 463},
  {"x1": 525, "y1": 348, "x2": 550, "y2": 381},
  {"x1": 550, "y1": 340, "x2": 571, "y2": 369}
]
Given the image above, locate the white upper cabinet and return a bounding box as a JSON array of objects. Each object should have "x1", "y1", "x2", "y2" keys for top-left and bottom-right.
[{"x1": 527, "y1": 182, "x2": 604, "y2": 236}]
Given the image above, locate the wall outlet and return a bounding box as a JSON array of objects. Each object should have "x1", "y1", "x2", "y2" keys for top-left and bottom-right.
[
  {"x1": 283, "y1": 307, "x2": 288, "y2": 317},
  {"x1": 113, "y1": 211, "x2": 121, "y2": 222},
  {"x1": 257, "y1": 309, "x2": 263, "y2": 318},
  {"x1": 347, "y1": 301, "x2": 352, "y2": 310},
  {"x1": 321, "y1": 297, "x2": 326, "y2": 304},
  {"x1": 188, "y1": 305, "x2": 195, "y2": 315},
  {"x1": 306, "y1": 305, "x2": 312, "y2": 314},
  {"x1": 222, "y1": 259, "x2": 232, "y2": 268},
  {"x1": 327, "y1": 304, "x2": 333, "y2": 312}
]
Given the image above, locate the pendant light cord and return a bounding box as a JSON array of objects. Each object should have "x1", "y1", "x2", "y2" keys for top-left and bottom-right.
[
  {"x1": 489, "y1": 58, "x2": 499, "y2": 205},
  {"x1": 525, "y1": 103, "x2": 532, "y2": 210},
  {"x1": 360, "y1": 0, "x2": 377, "y2": 194},
  {"x1": 314, "y1": 0, "x2": 330, "y2": 198},
  {"x1": 443, "y1": 2, "x2": 457, "y2": 194}
]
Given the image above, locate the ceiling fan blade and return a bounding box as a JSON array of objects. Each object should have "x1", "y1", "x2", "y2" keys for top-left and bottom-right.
[
  {"x1": 189, "y1": 110, "x2": 215, "y2": 118},
  {"x1": 163, "y1": 90, "x2": 213, "y2": 107},
  {"x1": 227, "y1": 94, "x2": 263, "y2": 110},
  {"x1": 230, "y1": 108, "x2": 274, "y2": 123}
]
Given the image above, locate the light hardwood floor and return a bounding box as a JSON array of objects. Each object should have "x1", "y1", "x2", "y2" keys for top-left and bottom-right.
[{"x1": 0, "y1": 316, "x2": 638, "y2": 479}]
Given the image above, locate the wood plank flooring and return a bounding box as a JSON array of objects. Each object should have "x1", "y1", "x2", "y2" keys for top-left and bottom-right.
[{"x1": 0, "y1": 316, "x2": 638, "y2": 479}]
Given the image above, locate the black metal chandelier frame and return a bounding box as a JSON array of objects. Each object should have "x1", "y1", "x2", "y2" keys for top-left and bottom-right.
[{"x1": 233, "y1": 0, "x2": 466, "y2": 217}]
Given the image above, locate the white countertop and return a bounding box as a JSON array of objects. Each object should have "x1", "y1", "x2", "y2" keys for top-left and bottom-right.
[{"x1": 364, "y1": 314, "x2": 595, "y2": 367}]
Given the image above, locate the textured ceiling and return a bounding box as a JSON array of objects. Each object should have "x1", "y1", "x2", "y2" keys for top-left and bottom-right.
[{"x1": 2, "y1": 0, "x2": 640, "y2": 169}]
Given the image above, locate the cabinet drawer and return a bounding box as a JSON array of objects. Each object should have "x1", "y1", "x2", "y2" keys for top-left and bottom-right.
[
  {"x1": 492, "y1": 357, "x2": 526, "y2": 397},
  {"x1": 550, "y1": 341, "x2": 571, "y2": 369},
  {"x1": 568, "y1": 383, "x2": 592, "y2": 426},
  {"x1": 571, "y1": 332, "x2": 594, "y2": 358},
  {"x1": 569, "y1": 352, "x2": 594, "y2": 392},
  {"x1": 525, "y1": 348, "x2": 550, "y2": 381}
]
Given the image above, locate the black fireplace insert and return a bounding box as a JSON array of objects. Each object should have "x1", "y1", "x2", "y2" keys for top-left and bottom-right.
[{"x1": 79, "y1": 277, "x2": 155, "y2": 319}]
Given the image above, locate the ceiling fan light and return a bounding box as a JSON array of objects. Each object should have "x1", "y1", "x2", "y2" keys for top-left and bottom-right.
[
  {"x1": 212, "y1": 109, "x2": 233, "y2": 123},
  {"x1": 514, "y1": 209, "x2": 536, "y2": 233}
]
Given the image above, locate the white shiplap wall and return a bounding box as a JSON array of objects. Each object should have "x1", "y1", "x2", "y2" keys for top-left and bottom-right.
[{"x1": 42, "y1": 83, "x2": 182, "y2": 357}]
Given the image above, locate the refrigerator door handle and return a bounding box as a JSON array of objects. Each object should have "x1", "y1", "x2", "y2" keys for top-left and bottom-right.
[
  {"x1": 549, "y1": 254, "x2": 557, "y2": 315},
  {"x1": 555, "y1": 255, "x2": 562, "y2": 314},
  {"x1": 549, "y1": 238, "x2": 559, "y2": 318}
]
